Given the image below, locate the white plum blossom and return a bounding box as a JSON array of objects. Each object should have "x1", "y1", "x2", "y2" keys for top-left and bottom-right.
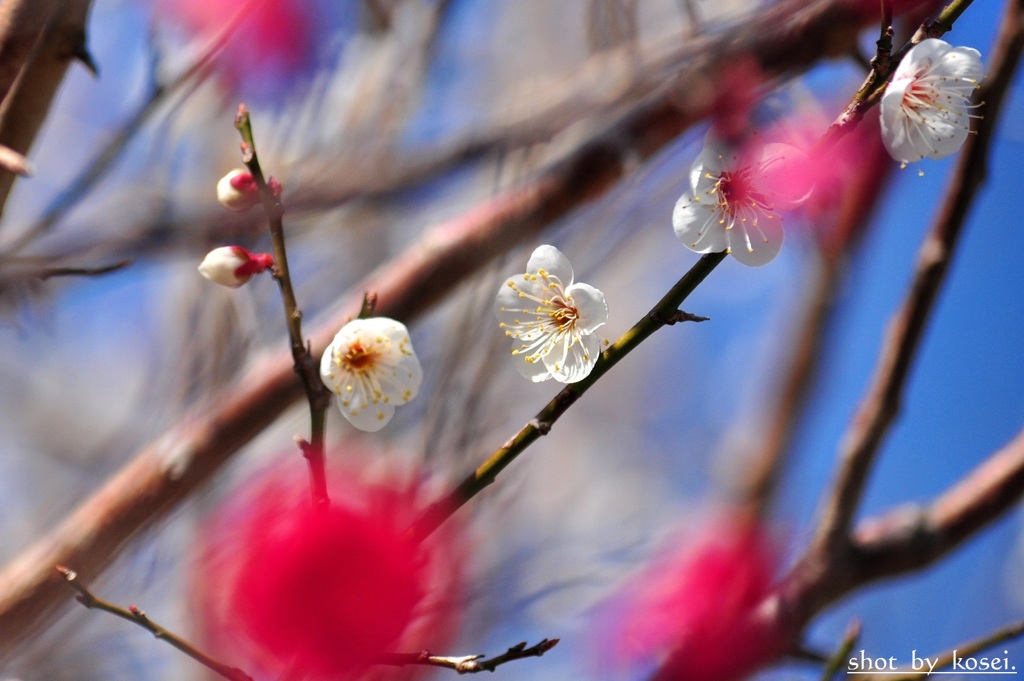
[
  {"x1": 672, "y1": 135, "x2": 809, "y2": 267},
  {"x1": 880, "y1": 39, "x2": 983, "y2": 164},
  {"x1": 320, "y1": 317, "x2": 423, "y2": 432},
  {"x1": 198, "y1": 246, "x2": 274, "y2": 288},
  {"x1": 495, "y1": 245, "x2": 608, "y2": 384}
]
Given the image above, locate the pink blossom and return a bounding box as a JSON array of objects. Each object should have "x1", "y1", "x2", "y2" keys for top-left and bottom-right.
[
  {"x1": 709, "y1": 58, "x2": 765, "y2": 143},
  {"x1": 157, "y1": 0, "x2": 314, "y2": 93},
  {"x1": 194, "y1": 463, "x2": 463, "y2": 680},
  {"x1": 596, "y1": 513, "x2": 784, "y2": 681}
]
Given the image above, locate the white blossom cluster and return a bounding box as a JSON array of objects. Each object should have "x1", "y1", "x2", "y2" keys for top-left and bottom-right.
[{"x1": 671, "y1": 38, "x2": 983, "y2": 267}]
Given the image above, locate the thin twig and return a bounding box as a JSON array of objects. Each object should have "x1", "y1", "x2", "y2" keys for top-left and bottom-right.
[
  {"x1": 235, "y1": 105, "x2": 331, "y2": 510},
  {"x1": 381, "y1": 639, "x2": 559, "y2": 674},
  {"x1": 663, "y1": 310, "x2": 709, "y2": 325},
  {"x1": 820, "y1": 620, "x2": 862, "y2": 681},
  {"x1": 36, "y1": 259, "x2": 131, "y2": 279},
  {"x1": 408, "y1": 252, "x2": 725, "y2": 543},
  {"x1": 56, "y1": 567, "x2": 253, "y2": 681}
]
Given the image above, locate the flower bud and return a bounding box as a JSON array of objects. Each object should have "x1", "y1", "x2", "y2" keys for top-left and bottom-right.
[
  {"x1": 198, "y1": 246, "x2": 274, "y2": 288},
  {"x1": 216, "y1": 169, "x2": 260, "y2": 211}
]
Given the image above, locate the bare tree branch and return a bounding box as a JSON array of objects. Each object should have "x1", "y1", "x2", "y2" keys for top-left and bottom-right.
[
  {"x1": 381, "y1": 639, "x2": 559, "y2": 674},
  {"x1": 57, "y1": 567, "x2": 254, "y2": 681},
  {"x1": 809, "y1": 0, "x2": 1024, "y2": 560},
  {"x1": 0, "y1": 0, "x2": 95, "y2": 222},
  {"x1": 855, "y1": 427, "x2": 1024, "y2": 579}
]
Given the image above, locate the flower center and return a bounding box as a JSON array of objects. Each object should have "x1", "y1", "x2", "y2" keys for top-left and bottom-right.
[
  {"x1": 341, "y1": 342, "x2": 377, "y2": 372},
  {"x1": 715, "y1": 168, "x2": 771, "y2": 218},
  {"x1": 549, "y1": 300, "x2": 579, "y2": 330},
  {"x1": 903, "y1": 77, "x2": 939, "y2": 113}
]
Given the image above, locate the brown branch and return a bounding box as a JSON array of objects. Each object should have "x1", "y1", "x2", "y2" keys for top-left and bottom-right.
[
  {"x1": 35, "y1": 258, "x2": 130, "y2": 279},
  {"x1": 0, "y1": 0, "x2": 60, "y2": 107},
  {"x1": 763, "y1": 0, "x2": 1024, "y2": 641},
  {"x1": 0, "y1": 0, "x2": 903, "y2": 658},
  {"x1": 284, "y1": 0, "x2": 901, "y2": 217},
  {"x1": 56, "y1": 566, "x2": 253, "y2": 681},
  {"x1": 808, "y1": 0, "x2": 1023, "y2": 561},
  {"x1": 1, "y1": 0, "x2": 254, "y2": 255},
  {"x1": 735, "y1": 110, "x2": 897, "y2": 513},
  {"x1": 854, "y1": 427, "x2": 1024, "y2": 580},
  {"x1": 381, "y1": 639, "x2": 559, "y2": 674},
  {"x1": 0, "y1": 0, "x2": 95, "y2": 223},
  {"x1": 235, "y1": 104, "x2": 332, "y2": 510}
]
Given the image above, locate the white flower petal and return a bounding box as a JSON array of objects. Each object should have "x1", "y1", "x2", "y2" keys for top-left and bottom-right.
[
  {"x1": 726, "y1": 213, "x2": 783, "y2": 267},
  {"x1": 526, "y1": 244, "x2": 574, "y2": 284},
  {"x1": 495, "y1": 273, "x2": 549, "y2": 319},
  {"x1": 917, "y1": 110, "x2": 971, "y2": 158},
  {"x1": 880, "y1": 39, "x2": 983, "y2": 163},
  {"x1": 565, "y1": 282, "x2": 608, "y2": 333},
  {"x1": 673, "y1": 195, "x2": 729, "y2": 253},
  {"x1": 335, "y1": 396, "x2": 396, "y2": 432},
  {"x1": 545, "y1": 332, "x2": 601, "y2": 384},
  {"x1": 880, "y1": 81, "x2": 921, "y2": 162},
  {"x1": 898, "y1": 38, "x2": 948, "y2": 73},
  {"x1": 940, "y1": 46, "x2": 984, "y2": 80},
  {"x1": 514, "y1": 351, "x2": 556, "y2": 382}
]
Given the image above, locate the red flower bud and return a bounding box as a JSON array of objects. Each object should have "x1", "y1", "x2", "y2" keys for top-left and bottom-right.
[{"x1": 198, "y1": 246, "x2": 274, "y2": 288}]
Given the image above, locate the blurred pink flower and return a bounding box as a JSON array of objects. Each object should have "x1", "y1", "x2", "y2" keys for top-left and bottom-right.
[
  {"x1": 596, "y1": 513, "x2": 784, "y2": 681},
  {"x1": 157, "y1": 0, "x2": 314, "y2": 92},
  {"x1": 709, "y1": 58, "x2": 765, "y2": 143},
  {"x1": 799, "y1": 114, "x2": 892, "y2": 257},
  {"x1": 195, "y1": 462, "x2": 462, "y2": 680}
]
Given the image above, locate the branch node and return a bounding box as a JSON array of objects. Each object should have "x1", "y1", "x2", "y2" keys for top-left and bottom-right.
[
  {"x1": 72, "y1": 43, "x2": 99, "y2": 77},
  {"x1": 665, "y1": 310, "x2": 710, "y2": 325}
]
